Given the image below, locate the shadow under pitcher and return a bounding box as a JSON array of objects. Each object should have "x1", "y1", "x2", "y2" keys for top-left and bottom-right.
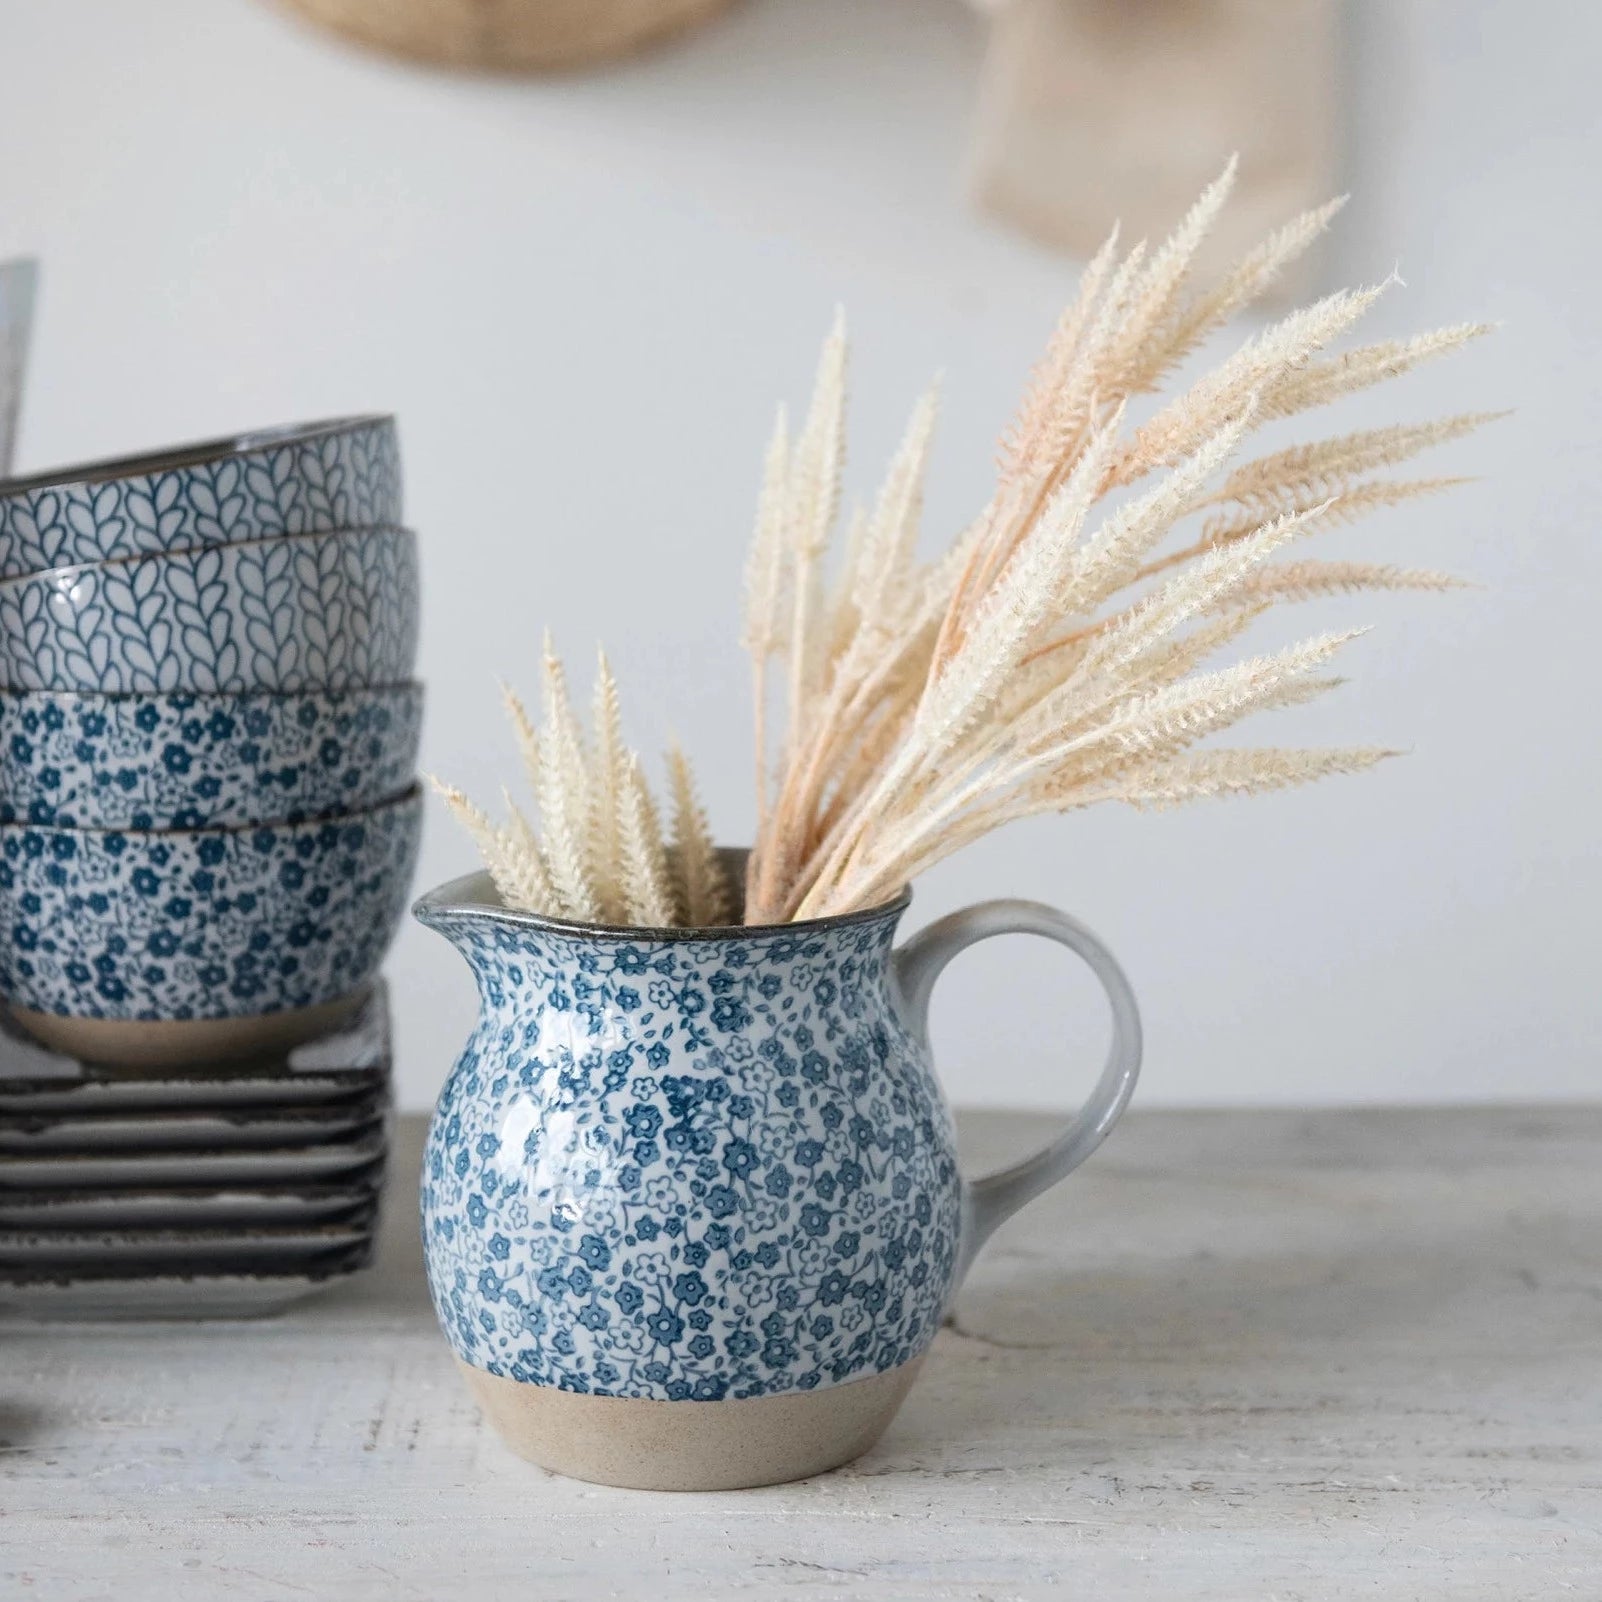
[{"x1": 414, "y1": 850, "x2": 1141, "y2": 1490}]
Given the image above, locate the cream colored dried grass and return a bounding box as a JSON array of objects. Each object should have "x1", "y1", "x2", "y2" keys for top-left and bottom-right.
[
  {"x1": 741, "y1": 162, "x2": 1492, "y2": 922},
  {"x1": 436, "y1": 638, "x2": 731, "y2": 928},
  {"x1": 444, "y1": 164, "x2": 1490, "y2": 930}
]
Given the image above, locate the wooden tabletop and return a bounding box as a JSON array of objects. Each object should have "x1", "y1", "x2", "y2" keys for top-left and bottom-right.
[{"x1": 4, "y1": 1107, "x2": 1599, "y2": 1599}]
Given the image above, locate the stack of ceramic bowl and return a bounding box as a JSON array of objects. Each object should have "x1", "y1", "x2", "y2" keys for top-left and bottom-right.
[{"x1": 0, "y1": 417, "x2": 422, "y2": 1312}]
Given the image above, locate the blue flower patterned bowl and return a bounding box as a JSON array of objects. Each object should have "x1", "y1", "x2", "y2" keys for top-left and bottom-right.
[
  {"x1": 0, "y1": 786, "x2": 422, "y2": 1066},
  {"x1": 0, "y1": 684, "x2": 424, "y2": 829},
  {"x1": 0, "y1": 416, "x2": 400, "y2": 582},
  {"x1": 0, "y1": 525, "x2": 419, "y2": 694}
]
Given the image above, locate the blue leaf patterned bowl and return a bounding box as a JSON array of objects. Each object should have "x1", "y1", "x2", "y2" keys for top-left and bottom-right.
[
  {"x1": 0, "y1": 416, "x2": 400, "y2": 582},
  {"x1": 0, "y1": 786, "x2": 423, "y2": 1061},
  {"x1": 0, "y1": 525, "x2": 419, "y2": 693},
  {"x1": 0, "y1": 684, "x2": 424, "y2": 829}
]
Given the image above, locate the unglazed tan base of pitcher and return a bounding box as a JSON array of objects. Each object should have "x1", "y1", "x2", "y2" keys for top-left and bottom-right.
[
  {"x1": 458, "y1": 1354, "x2": 924, "y2": 1490},
  {"x1": 12, "y1": 992, "x2": 367, "y2": 1069}
]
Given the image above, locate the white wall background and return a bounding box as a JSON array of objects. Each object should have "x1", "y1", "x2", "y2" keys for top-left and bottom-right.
[{"x1": 0, "y1": 0, "x2": 1595, "y2": 1112}]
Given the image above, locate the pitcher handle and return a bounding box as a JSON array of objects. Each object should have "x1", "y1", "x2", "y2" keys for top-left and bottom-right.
[{"x1": 893, "y1": 899, "x2": 1142, "y2": 1273}]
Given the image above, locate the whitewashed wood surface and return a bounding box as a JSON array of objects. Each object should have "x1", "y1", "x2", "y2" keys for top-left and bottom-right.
[{"x1": 3, "y1": 1107, "x2": 1599, "y2": 1600}]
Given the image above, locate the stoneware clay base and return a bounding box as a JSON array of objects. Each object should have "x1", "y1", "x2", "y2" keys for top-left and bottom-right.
[
  {"x1": 458, "y1": 1355, "x2": 924, "y2": 1491},
  {"x1": 13, "y1": 991, "x2": 368, "y2": 1070}
]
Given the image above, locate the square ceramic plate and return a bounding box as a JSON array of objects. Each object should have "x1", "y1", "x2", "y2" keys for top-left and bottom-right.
[
  {"x1": 0, "y1": 1126, "x2": 388, "y2": 1189},
  {"x1": 0, "y1": 1217, "x2": 375, "y2": 1267},
  {"x1": 0, "y1": 1088, "x2": 389, "y2": 1152},
  {"x1": 0, "y1": 1068, "x2": 389, "y2": 1115},
  {"x1": 0, "y1": 1173, "x2": 385, "y2": 1228},
  {"x1": 0, "y1": 1239, "x2": 375, "y2": 1320}
]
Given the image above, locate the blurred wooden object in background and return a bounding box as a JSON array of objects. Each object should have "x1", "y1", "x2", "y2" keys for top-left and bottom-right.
[
  {"x1": 273, "y1": 0, "x2": 741, "y2": 71},
  {"x1": 970, "y1": 0, "x2": 1338, "y2": 291},
  {"x1": 0, "y1": 259, "x2": 36, "y2": 479}
]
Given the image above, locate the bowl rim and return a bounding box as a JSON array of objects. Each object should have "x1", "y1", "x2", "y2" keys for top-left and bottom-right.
[
  {"x1": 0, "y1": 415, "x2": 396, "y2": 500},
  {"x1": 0, "y1": 522, "x2": 416, "y2": 596},
  {"x1": 0, "y1": 681, "x2": 425, "y2": 711},
  {"x1": 0, "y1": 780, "x2": 422, "y2": 841}
]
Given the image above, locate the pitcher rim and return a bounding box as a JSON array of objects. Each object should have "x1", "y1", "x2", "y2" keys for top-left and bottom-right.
[{"x1": 413, "y1": 859, "x2": 912, "y2": 945}]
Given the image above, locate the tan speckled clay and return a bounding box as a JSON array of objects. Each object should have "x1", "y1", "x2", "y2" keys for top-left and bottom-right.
[
  {"x1": 14, "y1": 990, "x2": 366, "y2": 1069},
  {"x1": 459, "y1": 1355, "x2": 924, "y2": 1490}
]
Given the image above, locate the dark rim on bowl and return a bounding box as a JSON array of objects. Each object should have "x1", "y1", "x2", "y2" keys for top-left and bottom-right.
[
  {"x1": 0, "y1": 415, "x2": 395, "y2": 497},
  {"x1": 0, "y1": 782, "x2": 422, "y2": 839},
  {"x1": 0, "y1": 682, "x2": 423, "y2": 708},
  {"x1": 0, "y1": 522, "x2": 415, "y2": 592}
]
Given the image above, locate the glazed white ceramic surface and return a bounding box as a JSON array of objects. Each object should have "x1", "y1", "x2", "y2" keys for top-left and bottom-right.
[
  {"x1": 0, "y1": 787, "x2": 422, "y2": 1028},
  {"x1": 0, "y1": 524, "x2": 419, "y2": 694},
  {"x1": 0, "y1": 683, "x2": 425, "y2": 830},
  {"x1": 420, "y1": 869, "x2": 1140, "y2": 1405}
]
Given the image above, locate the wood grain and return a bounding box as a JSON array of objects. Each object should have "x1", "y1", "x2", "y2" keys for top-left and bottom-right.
[{"x1": 3, "y1": 1107, "x2": 1598, "y2": 1599}]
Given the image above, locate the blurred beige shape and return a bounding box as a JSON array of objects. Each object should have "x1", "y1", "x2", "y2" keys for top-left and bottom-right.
[
  {"x1": 971, "y1": 0, "x2": 1338, "y2": 289},
  {"x1": 0, "y1": 259, "x2": 37, "y2": 479},
  {"x1": 272, "y1": 0, "x2": 740, "y2": 71}
]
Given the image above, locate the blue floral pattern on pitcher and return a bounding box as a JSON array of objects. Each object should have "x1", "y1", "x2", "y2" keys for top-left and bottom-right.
[
  {"x1": 0, "y1": 684, "x2": 424, "y2": 829},
  {"x1": 417, "y1": 884, "x2": 964, "y2": 1403},
  {"x1": 0, "y1": 416, "x2": 401, "y2": 580},
  {"x1": 0, "y1": 526, "x2": 419, "y2": 694}
]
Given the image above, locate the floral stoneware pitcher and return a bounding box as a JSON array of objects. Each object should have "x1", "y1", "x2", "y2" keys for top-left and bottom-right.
[{"x1": 416, "y1": 857, "x2": 1141, "y2": 1490}]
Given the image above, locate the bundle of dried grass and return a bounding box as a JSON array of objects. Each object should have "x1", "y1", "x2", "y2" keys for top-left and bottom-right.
[
  {"x1": 443, "y1": 164, "x2": 1490, "y2": 929},
  {"x1": 435, "y1": 636, "x2": 733, "y2": 927},
  {"x1": 741, "y1": 161, "x2": 1492, "y2": 922}
]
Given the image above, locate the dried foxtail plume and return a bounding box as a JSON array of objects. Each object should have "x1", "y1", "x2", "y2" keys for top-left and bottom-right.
[
  {"x1": 439, "y1": 166, "x2": 1490, "y2": 932},
  {"x1": 741, "y1": 160, "x2": 1494, "y2": 923},
  {"x1": 668, "y1": 743, "x2": 734, "y2": 926},
  {"x1": 437, "y1": 642, "x2": 732, "y2": 928}
]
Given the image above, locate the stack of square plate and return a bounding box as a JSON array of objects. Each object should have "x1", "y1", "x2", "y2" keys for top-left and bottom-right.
[{"x1": 0, "y1": 984, "x2": 391, "y2": 1319}]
